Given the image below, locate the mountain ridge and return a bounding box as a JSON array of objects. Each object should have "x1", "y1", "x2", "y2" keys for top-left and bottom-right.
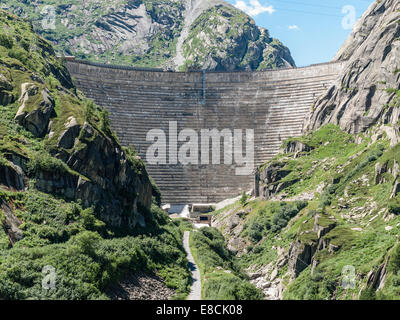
[
  {"x1": 0, "y1": 0, "x2": 295, "y2": 71},
  {"x1": 306, "y1": 0, "x2": 400, "y2": 134}
]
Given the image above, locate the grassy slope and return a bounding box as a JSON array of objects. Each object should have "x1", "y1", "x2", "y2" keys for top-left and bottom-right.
[
  {"x1": 0, "y1": 9, "x2": 190, "y2": 300},
  {"x1": 189, "y1": 227, "x2": 263, "y2": 300},
  {"x1": 213, "y1": 124, "x2": 400, "y2": 300}
]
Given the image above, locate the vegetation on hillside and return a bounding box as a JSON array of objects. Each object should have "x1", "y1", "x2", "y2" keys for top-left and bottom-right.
[
  {"x1": 189, "y1": 227, "x2": 263, "y2": 300},
  {"x1": 0, "y1": 9, "x2": 191, "y2": 299},
  {"x1": 181, "y1": 4, "x2": 295, "y2": 71},
  {"x1": 213, "y1": 124, "x2": 400, "y2": 299}
]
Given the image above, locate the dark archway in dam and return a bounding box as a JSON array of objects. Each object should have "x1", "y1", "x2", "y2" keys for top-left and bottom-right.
[{"x1": 65, "y1": 60, "x2": 344, "y2": 204}]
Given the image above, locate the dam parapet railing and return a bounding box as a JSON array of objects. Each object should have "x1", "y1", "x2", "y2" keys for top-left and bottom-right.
[{"x1": 61, "y1": 56, "x2": 347, "y2": 75}]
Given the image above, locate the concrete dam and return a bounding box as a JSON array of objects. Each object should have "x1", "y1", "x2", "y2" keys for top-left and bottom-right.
[{"x1": 65, "y1": 60, "x2": 345, "y2": 205}]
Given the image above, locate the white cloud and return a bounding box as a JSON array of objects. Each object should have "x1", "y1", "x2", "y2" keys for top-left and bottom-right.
[
  {"x1": 288, "y1": 25, "x2": 300, "y2": 30},
  {"x1": 234, "y1": 0, "x2": 275, "y2": 17}
]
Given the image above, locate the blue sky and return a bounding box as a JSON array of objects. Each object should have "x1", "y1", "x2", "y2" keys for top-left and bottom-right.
[{"x1": 225, "y1": 0, "x2": 374, "y2": 66}]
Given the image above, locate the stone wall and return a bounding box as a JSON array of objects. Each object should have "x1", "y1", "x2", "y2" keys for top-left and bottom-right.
[{"x1": 66, "y1": 60, "x2": 345, "y2": 204}]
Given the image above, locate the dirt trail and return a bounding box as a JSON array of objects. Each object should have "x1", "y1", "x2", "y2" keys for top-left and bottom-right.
[{"x1": 183, "y1": 231, "x2": 202, "y2": 300}]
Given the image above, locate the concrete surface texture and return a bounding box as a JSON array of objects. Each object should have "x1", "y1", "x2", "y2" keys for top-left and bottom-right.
[{"x1": 66, "y1": 60, "x2": 345, "y2": 204}]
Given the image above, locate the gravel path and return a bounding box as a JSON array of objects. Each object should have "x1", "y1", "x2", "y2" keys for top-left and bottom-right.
[{"x1": 183, "y1": 231, "x2": 202, "y2": 300}]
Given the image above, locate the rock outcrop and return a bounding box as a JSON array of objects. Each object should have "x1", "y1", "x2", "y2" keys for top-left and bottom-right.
[
  {"x1": 288, "y1": 213, "x2": 336, "y2": 279},
  {"x1": 0, "y1": 9, "x2": 154, "y2": 230},
  {"x1": 0, "y1": 73, "x2": 14, "y2": 106},
  {"x1": 62, "y1": 121, "x2": 153, "y2": 228},
  {"x1": 0, "y1": 160, "x2": 25, "y2": 191},
  {"x1": 0, "y1": 200, "x2": 23, "y2": 245},
  {"x1": 15, "y1": 85, "x2": 56, "y2": 138},
  {"x1": 180, "y1": 3, "x2": 295, "y2": 71},
  {"x1": 256, "y1": 161, "x2": 296, "y2": 200},
  {"x1": 288, "y1": 240, "x2": 316, "y2": 279},
  {"x1": 57, "y1": 116, "x2": 80, "y2": 149},
  {"x1": 364, "y1": 259, "x2": 389, "y2": 292},
  {"x1": 305, "y1": 0, "x2": 400, "y2": 134}
]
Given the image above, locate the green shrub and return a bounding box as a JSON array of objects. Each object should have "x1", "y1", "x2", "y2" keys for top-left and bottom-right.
[
  {"x1": 240, "y1": 191, "x2": 249, "y2": 206},
  {"x1": 99, "y1": 109, "x2": 111, "y2": 134},
  {"x1": 359, "y1": 287, "x2": 376, "y2": 300},
  {"x1": 389, "y1": 244, "x2": 400, "y2": 273},
  {"x1": 27, "y1": 152, "x2": 71, "y2": 176},
  {"x1": 0, "y1": 33, "x2": 13, "y2": 48},
  {"x1": 388, "y1": 197, "x2": 400, "y2": 215},
  {"x1": 247, "y1": 221, "x2": 264, "y2": 242},
  {"x1": 84, "y1": 100, "x2": 96, "y2": 123},
  {"x1": 242, "y1": 201, "x2": 307, "y2": 242},
  {"x1": 36, "y1": 225, "x2": 62, "y2": 242},
  {"x1": 270, "y1": 201, "x2": 307, "y2": 233},
  {"x1": 8, "y1": 47, "x2": 29, "y2": 64},
  {"x1": 203, "y1": 273, "x2": 264, "y2": 300},
  {"x1": 69, "y1": 231, "x2": 102, "y2": 257},
  {"x1": 80, "y1": 208, "x2": 106, "y2": 233}
]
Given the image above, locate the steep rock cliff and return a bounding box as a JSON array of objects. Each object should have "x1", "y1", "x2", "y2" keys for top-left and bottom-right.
[
  {"x1": 0, "y1": 8, "x2": 154, "y2": 230},
  {"x1": 305, "y1": 0, "x2": 400, "y2": 134}
]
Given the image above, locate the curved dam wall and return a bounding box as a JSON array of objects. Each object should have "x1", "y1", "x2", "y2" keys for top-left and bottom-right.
[{"x1": 66, "y1": 60, "x2": 345, "y2": 204}]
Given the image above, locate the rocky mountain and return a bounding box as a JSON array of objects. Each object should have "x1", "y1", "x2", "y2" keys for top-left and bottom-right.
[
  {"x1": 305, "y1": 0, "x2": 400, "y2": 134},
  {"x1": 0, "y1": 0, "x2": 295, "y2": 71},
  {"x1": 0, "y1": 9, "x2": 191, "y2": 300},
  {"x1": 212, "y1": 0, "x2": 400, "y2": 300}
]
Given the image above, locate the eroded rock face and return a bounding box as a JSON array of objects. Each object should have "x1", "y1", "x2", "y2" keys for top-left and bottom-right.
[
  {"x1": 257, "y1": 161, "x2": 296, "y2": 200},
  {"x1": 61, "y1": 122, "x2": 153, "y2": 228},
  {"x1": 361, "y1": 258, "x2": 389, "y2": 296},
  {"x1": 0, "y1": 161, "x2": 25, "y2": 191},
  {"x1": 305, "y1": 0, "x2": 400, "y2": 134},
  {"x1": 57, "y1": 116, "x2": 81, "y2": 149},
  {"x1": 288, "y1": 213, "x2": 336, "y2": 280},
  {"x1": 283, "y1": 141, "x2": 313, "y2": 155},
  {"x1": 288, "y1": 241, "x2": 316, "y2": 279},
  {"x1": 0, "y1": 200, "x2": 23, "y2": 245},
  {"x1": 0, "y1": 73, "x2": 15, "y2": 106},
  {"x1": 15, "y1": 84, "x2": 55, "y2": 138}
]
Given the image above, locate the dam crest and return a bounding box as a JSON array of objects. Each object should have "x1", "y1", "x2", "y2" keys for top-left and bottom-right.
[{"x1": 65, "y1": 59, "x2": 345, "y2": 204}]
